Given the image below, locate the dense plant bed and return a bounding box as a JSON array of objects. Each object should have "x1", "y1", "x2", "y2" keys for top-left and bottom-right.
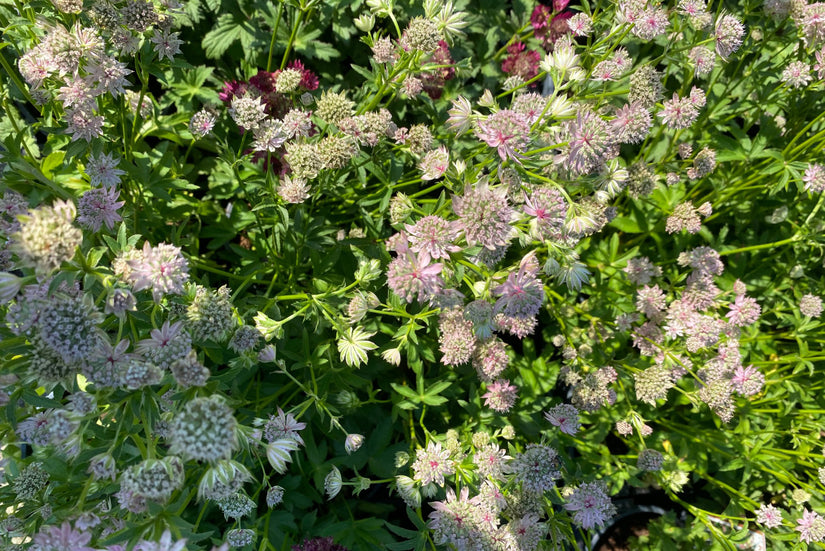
[{"x1": 0, "y1": 0, "x2": 824, "y2": 549}]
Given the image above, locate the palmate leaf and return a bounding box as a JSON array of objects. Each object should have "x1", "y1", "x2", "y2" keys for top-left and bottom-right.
[{"x1": 201, "y1": 14, "x2": 257, "y2": 59}]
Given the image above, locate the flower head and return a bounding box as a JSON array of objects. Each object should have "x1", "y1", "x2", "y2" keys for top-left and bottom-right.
[
  {"x1": 564, "y1": 481, "x2": 615, "y2": 529},
  {"x1": 337, "y1": 327, "x2": 378, "y2": 367}
]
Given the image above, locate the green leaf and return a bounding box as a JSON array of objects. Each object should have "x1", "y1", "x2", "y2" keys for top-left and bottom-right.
[
  {"x1": 202, "y1": 14, "x2": 257, "y2": 58},
  {"x1": 389, "y1": 382, "x2": 419, "y2": 401}
]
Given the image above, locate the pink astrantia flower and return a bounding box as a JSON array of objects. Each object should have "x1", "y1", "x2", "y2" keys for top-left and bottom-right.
[
  {"x1": 412, "y1": 441, "x2": 454, "y2": 486},
  {"x1": 544, "y1": 403, "x2": 581, "y2": 435},
  {"x1": 405, "y1": 216, "x2": 461, "y2": 260},
  {"x1": 482, "y1": 379, "x2": 518, "y2": 413},
  {"x1": 128, "y1": 241, "x2": 190, "y2": 302},
  {"x1": 386, "y1": 249, "x2": 444, "y2": 304},
  {"x1": 564, "y1": 482, "x2": 616, "y2": 530},
  {"x1": 475, "y1": 109, "x2": 531, "y2": 162},
  {"x1": 731, "y1": 364, "x2": 764, "y2": 396},
  {"x1": 797, "y1": 509, "x2": 825, "y2": 544},
  {"x1": 77, "y1": 186, "x2": 125, "y2": 232},
  {"x1": 756, "y1": 503, "x2": 783, "y2": 529},
  {"x1": 492, "y1": 252, "x2": 545, "y2": 319},
  {"x1": 452, "y1": 181, "x2": 514, "y2": 250},
  {"x1": 726, "y1": 295, "x2": 761, "y2": 327},
  {"x1": 32, "y1": 522, "x2": 96, "y2": 551}
]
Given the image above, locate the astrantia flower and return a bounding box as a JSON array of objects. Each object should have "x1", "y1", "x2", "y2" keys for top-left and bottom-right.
[
  {"x1": 31, "y1": 522, "x2": 96, "y2": 551},
  {"x1": 419, "y1": 145, "x2": 450, "y2": 180},
  {"x1": 137, "y1": 320, "x2": 192, "y2": 369},
  {"x1": 544, "y1": 403, "x2": 580, "y2": 435},
  {"x1": 800, "y1": 294, "x2": 823, "y2": 317},
  {"x1": 187, "y1": 285, "x2": 233, "y2": 342},
  {"x1": 12, "y1": 200, "x2": 82, "y2": 275},
  {"x1": 666, "y1": 201, "x2": 704, "y2": 234},
  {"x1": 150, "y1": 29, "x2": 182, "y2": 61},
  {"x1": 324, "y1": 466, "x2": 342, "y2": 499},
  {"x1": 797, "y1": 509, "x2": 825, "y2": 544},
  {"x1": 85, "y1": 151, "x2": 126, "y2": 187},
  {"x1": 492, "y1": 253, "x2": 545, "y2": 319},
  {"x1": 316, "y1": 90, "x2": 355, "y2": 126},
  {"x1": 401, "y1": 17, "x2": 442, "y2": 52},
  {"x1": 412, "y1": 441, "x2": 454, "y2": 486},
  {"x1": 453, "y1": 181, "x2": 514, "y2": 250},
  {"x1": 229, "y1": 95, "x2": 267, "y2": 131},
  {"x1": 658, "y1": 92, "x2": 701, "y2": 129},
  {"x1": 482, "y1": 379, "x2": 518, "y2": 413},
  {"x1": 427, "y1": 486, "x2": 485, "y2": 548},
  {"x1": 564, "y1": 108, "x2": 614, "y2": 175},
  {"x1": 439, "y1": 307, "x2": 476, "y2": 365},
  {"x1": 689, "y1": 46, "x2": 716, "y2": 77},
  {"x1": 405, "y1": 216, "x2": 460, "y2": 260},
  {"x1": 226, "y1": 529, "x2": 255, "y2": 548},
  {"x1": 631, "y1": 6, "x2": 669, "y2": 40},
  {"x1": 169, "y1": 395, "x2": 239, "y2": 463},
  {"x1": 128, "y1": 241, "x2": 190, "y2": 302},
  {"x1": 714, "y1": 12, "x2": 745, "y2": 59},
  {"x1": 803, "y1": 163, "x2": 825, "y2": 193},
  {"x1": 731, "y1": 364, "x2": 764, "y2": 396},
  {"x1": 189, "y1": 109, "x2": 216, "y2": 138},
  {"x1": 77, "y1": 186, "x2": 124, "y2": 231},
  {"x1": 523, "y1": 187, "x2": 566, "y2": 240},
  {"x1": 501, "y1": 42, "x2": 541, "y2": 82},
  {"x1": 472, "y1": 337, "x2": 509, "y2": 381},
  {"x1": 85, "y1": 55, "x2": 132, "y2": 97},
  {"x1": 726, "y1": 294, "x2": 761, "y2": 327},
  {"x1": 337, "y1": 327, "x2": 377, "y2": 367},
  {"x1": 564, "y1": 482, "x2": 615, "y2": 529},
  {"x1": 756, "y1": 504, "x2": 784, "y2": 529},
  {"x1": 801, "y1": 4, "x2": 825, "y2": 47},
  {"x1": 446, "y1": 95, "x2": 473, "y2": 135},
  {"x1": 505, "y1": 443, "x2": 561, "y2": 493},
  {"x1": 637, "y1": 449, "x2": 664, "y2": 471},
  {"x1": 386, "y1": 249, "x2": 444, "y2": 303},
  {"x1": 475, "y1": 109, "x2": 531, "y2": 161},
  {"x1": 38, "y1": 293, "x2": 103, "y2": 364},
  {"x1": 134, "y1": 530, "x2": 187, "y2": 551},
  {"x1": 782, "y1": 61, "x2": 811, "y2": 88},
  {"x1": 345, "y1": 433, "x2": 365, "y2": 454},
  {"x1": 612, "y1": 102, "x2": 652, "y2": 144},
  {"x1": 263, "y1": 408, "x2": 306, "y2": 445}
]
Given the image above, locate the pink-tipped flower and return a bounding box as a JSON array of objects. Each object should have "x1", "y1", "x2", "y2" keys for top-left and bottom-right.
[
  {"x1": 482, "y1": 379, "x2": 518, "y2": 413},
  {"x1": 386, "y1": 250, "x2": 444, "y2": 304},
  {"x1": 475, "y1": 109, "x2": 531, "y2": 162},
  {"x1": 544, "y1": 403, "x2": 580, "y2": 435}
]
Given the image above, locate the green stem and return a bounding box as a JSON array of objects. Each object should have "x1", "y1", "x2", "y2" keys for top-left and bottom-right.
[
  {"x1": 266, "y1": 2, "x2": 284, "y2": 72},
  {"x1": 280, "y1": 8, "x2": 305, "y2": 70}
]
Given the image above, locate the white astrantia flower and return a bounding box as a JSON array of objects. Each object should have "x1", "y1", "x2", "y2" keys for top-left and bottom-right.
[
  {"x1": 266, "y1": 438, "x2": 299, "y2": 474},
  {"x1": 337, "y1": 327, "x2": 377, "y2": 368},
  {"x1": 324, "y1": 466, "x2": 342, "y2": 499}
]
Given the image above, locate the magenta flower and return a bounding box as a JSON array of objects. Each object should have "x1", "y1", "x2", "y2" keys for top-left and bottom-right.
[{"x1": 501, "y1": 42, "x2": 541, "y2": 82}]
